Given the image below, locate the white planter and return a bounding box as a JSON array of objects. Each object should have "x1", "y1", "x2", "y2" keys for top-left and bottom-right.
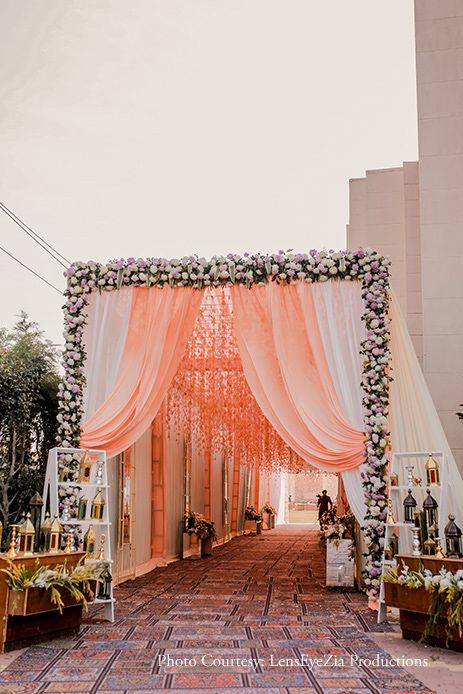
[{"x1": 326, "y1": 539, "x2": 354, "y2": 587}]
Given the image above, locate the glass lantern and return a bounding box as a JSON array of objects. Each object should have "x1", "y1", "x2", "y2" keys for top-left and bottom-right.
[
  {"x1": 403, "y1": 489, "x2": 417, "y2": 523},
  {"x1": 425, "y1": 454, "x2": 440, "y2": 486},
  {"x1": 423, "y1": 489, "x2": 439, "y2": 530},
  {"x1": 444, "y1": 514, "x2": 462, "y2": 558}
]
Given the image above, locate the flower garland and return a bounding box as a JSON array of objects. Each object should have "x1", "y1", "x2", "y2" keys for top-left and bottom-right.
[{"x1": 57, "y1": 248, "x2": 391, "y2": 597}]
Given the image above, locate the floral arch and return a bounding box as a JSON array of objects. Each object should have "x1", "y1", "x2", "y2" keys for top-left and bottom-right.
[{"x1": 57, "y1": 249, "x2": 391, "y2": 596}]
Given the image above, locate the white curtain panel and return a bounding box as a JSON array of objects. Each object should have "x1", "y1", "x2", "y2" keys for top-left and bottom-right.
[
  {"x1": 82, "y1": 287, "x2": 134, "y2": 420},
  {"x1": 312, "y1": 281, "x2": 366, "y2": 523},
  {"x1": 389, "y1": 292, "x2": 463, "y2": 540}
]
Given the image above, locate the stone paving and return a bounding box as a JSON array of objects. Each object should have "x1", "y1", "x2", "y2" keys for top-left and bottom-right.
[{"x1": 0, "y1": 526, "x2": 433, "y2": 693}]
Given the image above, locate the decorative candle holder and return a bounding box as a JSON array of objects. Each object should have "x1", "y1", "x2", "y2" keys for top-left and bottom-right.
[
  {"x1": 97, "y1": 533, "x2": 106, "y2": 561},
  {"x1": 405, "y1": 465, "x2": 415, "y2": 488},
  {"x1": 6, "y1": 525, "x2": 18, "y2": 559},
  {"x1": 411, "y1": 526, "x2": 421, "y2": 556}
]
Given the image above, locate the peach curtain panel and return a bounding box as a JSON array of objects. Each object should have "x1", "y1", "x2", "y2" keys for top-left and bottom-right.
[
  {"x1": 81, "y1": 286, "x2": 202, "y2": 457},
  {"x1": 231, "y1": 282, "x2": 365, "y2": 472}
]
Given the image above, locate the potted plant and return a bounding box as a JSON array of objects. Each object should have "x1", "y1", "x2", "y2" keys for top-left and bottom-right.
[
  {"x1": 245, "y1": 506, "x2": 263, "y2": 534},
  {"x1": 185, "y1": 512, "x2": 217, "y2": 556},
  {"x1": 383, "y1": 563, "x2": 463, "y2": 649},
  {"x1": 261, "y1": 503, "x2": 276, "y2": 529},
  {"x1": 319, "y1": 508, "x2": 356, "y2": 587},
  {"x1": 2, "y1": 559, "x2": 107, "y2": 616}
]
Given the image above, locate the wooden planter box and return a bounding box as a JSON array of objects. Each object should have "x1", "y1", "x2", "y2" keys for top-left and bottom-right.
[
  {"x1": 8, "y1": 587, "x2": 81, "y2": 616},
  {"x1": 384, "y1": 582, "x2": 463, "y2": 651}
]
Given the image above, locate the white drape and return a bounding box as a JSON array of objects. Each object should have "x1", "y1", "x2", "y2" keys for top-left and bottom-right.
[
  {"x1": 389, "y1": 292, "x2": 463, "y2": 541},
  {"x1": 312, "y1": 282, "x2": 366, "y2": 523},
  {"x1": 82, "y1": 287, "x2": 134, "y2": 420}
]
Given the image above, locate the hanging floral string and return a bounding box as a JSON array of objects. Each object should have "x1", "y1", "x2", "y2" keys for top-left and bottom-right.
[{"x1": 166, "y1": 289, "x2": 306, "y2": 474}]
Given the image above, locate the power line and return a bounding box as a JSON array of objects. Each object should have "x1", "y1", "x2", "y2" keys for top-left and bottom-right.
[
  {"x1": 0, "y1": 244, "x2": 62, "y2": 294},
  {"x1": 0, "y1": 201, "x2": 70, "y2": 269}
]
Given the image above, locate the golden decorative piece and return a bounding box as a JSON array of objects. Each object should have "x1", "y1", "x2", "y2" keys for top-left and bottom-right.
[
  {"x1": 79, "y1": 450, "x2": 93, "y2": 483},
  {"x1": 435, "y1": 537, "x2": 445, "y2": 559},
  {"x1": 425, "y1": 454, "x2": 440, "y2": 486},
  {"x1": 64, "y1": 533, "x2": 72, "y2": 553},
  {"x1": 97, "y1": 533, "x2": 106, "y2": 560},
  {"x1": 84, "y1": 524, "x2": 96, "y2": 558},
  {"x1": 414, "y1": 477, "x2": 422, "y2": 487},
  {"x1": 19, "y1": 513, "x2": 35, "y2": 555},
  {"x1": 90, "y1": 489, "x2": 105, "y2": 521},
  {"x1": 40, "y1": 511, "x2": 52, "y2": 552},
  {"x1": 386, "y1": 499, "x2": 395, "y2": 525},
  {"x1": 49, "y1": 513, "x2": 62, "y2": 554},
  {"x1": 390, "y1": 472, "x2": 399, "y2": 487},
  {"x1": 6, "y1": 525, "x2": 18, "y2": 559}
]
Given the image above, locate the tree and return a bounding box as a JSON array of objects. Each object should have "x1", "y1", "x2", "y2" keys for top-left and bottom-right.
[{"x1": 0, "y1": 312, "x2": 61, "y2": 533}]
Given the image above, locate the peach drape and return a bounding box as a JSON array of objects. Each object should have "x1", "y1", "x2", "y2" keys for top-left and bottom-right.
[
  {"x1": 231, "y1": 282, "x2": 365, "y2": 472},
  {"x1": 81, "y1": 286, "x2": 202, "y2": 457}
]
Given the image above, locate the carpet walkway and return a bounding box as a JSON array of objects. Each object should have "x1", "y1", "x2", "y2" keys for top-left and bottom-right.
[{"x1": 0, "y1": 526, "x2": 432, "y2": 693}]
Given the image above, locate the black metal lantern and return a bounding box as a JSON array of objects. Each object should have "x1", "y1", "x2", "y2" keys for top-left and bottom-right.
[
  {"x1": 403, "y1": 489, "x2": 417, "y2": 523},
  {"x1": 97, "y1": 564, "x2": 113, "y2": 600},
  {"x1": 444, "y1": 514, "x2": 462, "y2": 558},
  {"x1": 423, "y1": 489, "x2": 439, "y2": 531},
  {"x1": 29, "y1": 492, "x2": 43, "y2": 552}
]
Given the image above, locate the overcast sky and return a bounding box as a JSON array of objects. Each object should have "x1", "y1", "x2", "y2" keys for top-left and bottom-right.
[{"x1": 0, "y1": 0, "x2": 418, "y2": 345}]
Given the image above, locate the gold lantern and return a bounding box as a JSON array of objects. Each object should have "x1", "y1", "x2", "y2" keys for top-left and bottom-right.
[
  {"x1": 390, "y1": 472, "x2": 399, "y2": 487},
  {"x1": 425, "y1": 454, "x2": 440, "y2": 486},
  {"x1": 40, "y1": 511, "x2": 52, "y2": 552},
  {"x1": 19, "y1": 513, "x2": 35, "y2": 555},
  {"x1": 77, "y1": 495, "x2": 88, "y2": 520},
  {"x1": 49, "y1": 513, "x2": 63, "y2": 554},
  {"x1": 78, "y1": 450, "x2": 93, "y2": 483},
  {"x1": 84, "y1": 524, "x2": 96, "y2": 558},
  {"x1": 90, "y1": 489, "x2": 105, "y2": 521}
]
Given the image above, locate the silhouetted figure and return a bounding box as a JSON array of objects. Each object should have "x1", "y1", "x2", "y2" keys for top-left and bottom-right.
[{"x1": 317, "y1": 489, "x2": 332, "y2": 522}]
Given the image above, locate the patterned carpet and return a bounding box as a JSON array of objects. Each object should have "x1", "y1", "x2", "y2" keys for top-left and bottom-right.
[{"x1": 0, "y1": 526, "x2": 433, "y2": 694}]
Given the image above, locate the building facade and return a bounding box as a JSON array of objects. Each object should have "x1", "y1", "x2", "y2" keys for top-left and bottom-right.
[{"x1": 347, "y1": 0, "x2": 463, "y2": 471}]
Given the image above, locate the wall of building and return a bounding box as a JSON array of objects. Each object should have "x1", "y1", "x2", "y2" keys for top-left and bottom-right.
[
  {"x1": 415, "y1": 0, "x2": 463, "y2": 469},
  {"x1": 346, "y1": 163, "x2": 423, "y2": 366}
]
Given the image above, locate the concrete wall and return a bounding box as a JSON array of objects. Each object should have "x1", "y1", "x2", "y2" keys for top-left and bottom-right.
[
  {"x1": 346, "y1": 163, "x2": 423, "y2": 366},
  {"x1": 415, "y1": 0, "x2": 463, "y2": 469}
]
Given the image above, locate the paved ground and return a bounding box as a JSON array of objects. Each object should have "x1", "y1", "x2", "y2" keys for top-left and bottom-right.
[{"x1": 0, "y1": 526, "x2": 436, "y2": 693}]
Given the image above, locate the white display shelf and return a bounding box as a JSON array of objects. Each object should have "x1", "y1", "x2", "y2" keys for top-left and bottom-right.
[
  {"x1": 377, "y1": 450, "x2": 446, "y2": 625},
  {"x1": 43, "y1": 447, "x2": 115, "y2": 622}
]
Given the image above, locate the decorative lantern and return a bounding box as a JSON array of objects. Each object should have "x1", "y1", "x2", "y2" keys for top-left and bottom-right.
[
  {"x1": 78, "y1": 451, "x2": 93, "y2": 483},
  {"x1": 97, "y1": 564, "x2": 112, "y2": 600},
  {"x1": 40, "y1": 511, "x2": 52, "y2": 551},
  {"x1": 444, "y1": 514, "x2": 462, "y2": 558},
  {"x1": 84, "y1": 524, "x2": 96, "y2": 558},
  {"x1": 19, "y1": 513, "x2": 35, "y2": 555},
  {"x1": 90, "y1": 489, "x2": 105, "y2": 521},
  {"x1": 423, "y1": 489, "x2": 439, "y2": 530},
  {"x1": 77, "y1": 495, "x2": 88, "y2": 520},
  {"x1": 425, "y1": 454, "x2": 440, "y2": 486},
  {"x1": 390, "y1": 472, "x2": 399, "y2": 487},
  {"x1": 49, "y1": 513, "x2": 62, "y2": 554},
  {"x1": 403, "y1": 489, "x2": 417, "y2": 523},
  {"x1": 29, "y1": 492, "x2": 43, "y2": 552},
  {"x1": 423, "y1": 535, "x2": 436, "y2": 556},
  {"x1": 389, "y1": 533, "x2": 398, "y2": 559}
]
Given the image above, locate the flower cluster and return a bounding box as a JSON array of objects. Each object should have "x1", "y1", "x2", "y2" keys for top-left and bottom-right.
[
  {"x1": 185, "y1": 511, "x2": 217, "y2": 541},
  {"x1": 320, "y1": 507, "x2": 356, "y2": 547},
  {"x1": 384, "y1": 564, "x2": 463, "y2": 592},
  {"x1": 245, "y1": 505, "x2": 263, "y2": 522},
  {"x1": 57, "y1": 248, "x2": 391, "y2": 597}
]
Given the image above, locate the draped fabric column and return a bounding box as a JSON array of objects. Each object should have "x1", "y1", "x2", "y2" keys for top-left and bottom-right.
[
  {"x1": 311, "y1": 281, "x2": 367, "y2": 523},
  {"x1": 81, "y1": 286, "x2": 203, "y2": 457},
  {"x1": 231, "y1": 282, "x2": 365, "y2": 473},
  {"x1": 82, "y1": 287, "x2": 134, "y2": 420}
]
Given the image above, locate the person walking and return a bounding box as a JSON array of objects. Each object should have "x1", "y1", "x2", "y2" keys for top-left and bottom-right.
[{"x1": 317, "y1": 489, "x2": 332, "y2": 524}]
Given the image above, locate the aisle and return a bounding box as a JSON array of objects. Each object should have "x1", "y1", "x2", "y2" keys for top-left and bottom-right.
[{"x1": 0, "y1": 527, "x2": 432, "y2": 693}]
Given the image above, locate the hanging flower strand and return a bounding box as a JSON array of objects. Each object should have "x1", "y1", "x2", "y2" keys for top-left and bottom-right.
[{"x1": 58, "y1": 248, "x2": 391, "y2": 598}]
